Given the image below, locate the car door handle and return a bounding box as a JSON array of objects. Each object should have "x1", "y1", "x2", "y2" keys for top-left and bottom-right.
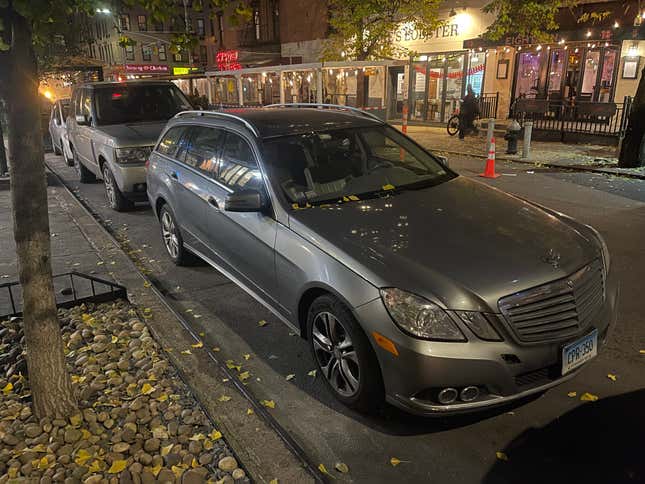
[
  {"x1": 168, "y1": 171, "x2": 178, "y2": 180},
  {"x1": 207, "y1": 196, "x2": 220, "y2": 210}
]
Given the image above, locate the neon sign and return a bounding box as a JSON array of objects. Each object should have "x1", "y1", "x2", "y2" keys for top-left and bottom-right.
[{"x1": 216, "y1": 50, "x2": 242, "y2": 71}]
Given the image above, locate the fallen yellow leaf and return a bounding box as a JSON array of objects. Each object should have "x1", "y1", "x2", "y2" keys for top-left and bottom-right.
[
  {"x1": 74, "y1": 449, "x2": 92, "y2": 466},
  {"x1": 2, "y1": 382, "x2": 13, "y2": 395},
  {"x1": 218, "y1": 395, "x2": 232, "y2": 402},
  {"x1": 239, "y1": 371, "x2": 250, "y2": 381},
  {"x1": 269, "y1": 479, "x2": 278, "y2": 484},
  {"x1": 318, "y1": 464, "x2": 330, "y2": 475},
  {"x1": 567, "y1": 391, "x2": 577, "y2": 398},
  {"x1": 286, "y1": 374, "x2": 295, "y2": 381},
  {"x1": 247, "y1": 408, "x2": 254, "y2": 415},
  {"x1": 70, "y1": 413, "x2": 82, "y2": 426},
  {"x1": 496, "y1": 451, "x2": 509, "y2": 461},
  {"x1": 258, "y1": 320, "x2": 268, "y2": 327},
  {"x1": 191, "y1": 341, "x2": 204, "y2": 349},
  {"x1": 203, "y1": 440, "x2": 214, "y2": 450},
  {"x1": 189, "y1": 433, "x2": 205, "y2": 441},
  {"x1": 209, "y1": 430, "x2": 222, "y2": 440},
  {"x1": 261, "y1": 399, "x2": 275, "y2": 408},
  {"x1": 307, "y1": 370, "x2": 317, "y2": 378},
  {"x1": 143, "y1": 281, "x2": 151, "y2": 288},
  {"x1": 212, "y1": 347, "x2": 221, "y2": 352},
  {"x1": 225, "y1": 360, "x2": 242, "y2": 372},
  {"x1": 181, "y1": 349, "x2": 192, "y2": 355},
  {"x1": 191, "y1": 458, "x2": 199, "y2": 468},
  {"x1": 171, "y1": 465, "x2": 187, "y2": 478},
  {"x1": 348, "y1": 195, "x2": 360, "y2": 201},
  {"x1": 382, "y1": 184, "x2": 395, "y2": 191},
  {"x1": 156, "y1": 394, "x2": 168, "y2": 402},
  {"x1": 111, "y1": 335, "x2": 118, "y2": 343},
  {"x1": 580, "y1": 392, "x2": 599, "y2": 402},
  {"x1": 335, "y1": 462, "x2": 349, "y2": 473},
  {"x1": 88, "y1": 460, "x2": 103, "y2": 473},
  {"x1": 81, "y1": 429, "x2": 92, "y2": 440},
  {"x1": 243, "y1": 354, "x2": 251, "y2": 360},
  {"x1": 37, "y1": 456, "x2": 49, "y2": 470},
  {"x1": 607, "y1": 374, "x2": 617, "y2": 381},
  {"x1": 390, "y1": 457, "x2": 402, "y2": 466},
  {"x1": 150, "y1": 464, "x2": 162, "y2": 477},
  {"x1": 108, "y1": 460, "x2": 127, "y2": 473},
  {"x1": 141, "y1": 383, "x2": 155, "y2": 395},
  {"x1": 161, "y1": 444, "x2": 174, "y2": 457}
]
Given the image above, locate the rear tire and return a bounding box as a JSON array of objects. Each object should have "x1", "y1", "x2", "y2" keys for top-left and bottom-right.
[
  {"x1": 74, "y1": 150, "x2": 96, "y2": 184},
  {"x1": 307, "y1": 294, "x2": 384, "y2": 413},
  {"x1": 103, "y1": 164, "x2": 133, "y2": 212},
  {"x1": 159, "y1": 205, "x2": 189, "y2": 266}
]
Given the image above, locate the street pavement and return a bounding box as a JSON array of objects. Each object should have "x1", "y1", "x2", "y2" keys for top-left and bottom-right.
[{"x1": 37, "y1": 151, "x2": 645, "y2": 484}]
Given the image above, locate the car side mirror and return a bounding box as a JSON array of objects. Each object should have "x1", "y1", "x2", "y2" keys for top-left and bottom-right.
[
  {"x1": 224, "y1": 189, "x2": 267, "y2": 212},
  {"x1": 75, "y1": 114, "x2": 89, "y2": 126}
]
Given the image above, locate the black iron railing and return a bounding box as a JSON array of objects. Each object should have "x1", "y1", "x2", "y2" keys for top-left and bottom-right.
[
  {"x1": 512, "y1": 97, "x2": 633, "y2": 139},
  {"x1": 1, "y1": 271, "x2": 127, "y2": 319},
  {"x1": 479, "y1": 93, "x2": 499, "y2": 119}
]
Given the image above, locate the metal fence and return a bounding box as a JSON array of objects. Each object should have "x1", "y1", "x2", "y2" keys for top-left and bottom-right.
[
  {"x1": 513, "y1": 97, "x2": 633, "y2": 140},
  {"x1": 479, "y1": 93, "x2": 499, "y2": 119},
  {"x1": 1, "y1": 271, "x2": 127, "y2": 319}
]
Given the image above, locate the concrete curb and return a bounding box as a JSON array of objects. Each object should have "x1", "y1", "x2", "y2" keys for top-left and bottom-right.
[
  {"x1": 45, "y1": 166, "x2": 318, "y2": 484},
  {"x1": 432, "y1": 149, "x2": 645, "y2": 180}
]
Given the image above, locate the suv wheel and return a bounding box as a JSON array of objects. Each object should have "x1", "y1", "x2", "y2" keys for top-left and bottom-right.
[
  {"x1": 159, "y1": 205, "x2": 189, "y2": 265},
  {"x1": 307, "y1": 294, "x2": 384, "y2": 413},
  {"x1": 103, "y1": 165, "x2": 133, "y2": 212},
  {"x1": 74, "y1": 150, "x2": 95, "y2": 183}
]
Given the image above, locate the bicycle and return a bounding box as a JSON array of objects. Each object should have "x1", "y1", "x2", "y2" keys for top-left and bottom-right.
[{"x1": 446, "y1": 111, "x2": 460, "y2": 136}]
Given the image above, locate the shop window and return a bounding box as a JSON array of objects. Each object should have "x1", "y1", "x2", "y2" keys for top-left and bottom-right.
[
  {"x1": 581, "y1": 50, "x2": 600, "y2": 100},
  {"x1": 158, "y1": 45, "x2": 167, "y2": 61},
  {"x1": 125, "y1": 45, "x2": 135, "y2": 61},
  {"x1": 547, "y1": 49, "x2": 565, "y2": 98},
  {"x1": 598, "y1": 49, "x2": 617, "y2": 102},
  {"x1": 142, "y1": 46, "x2": 152, "y2": 61},
  {"x1": 138, "y1": 15, "x2": 147, "y2": 31},
  {"x1": 515, "y1": 53, "x2": 540, "y2": 99},
  {"x1": 119, "y1": 15, "x2": 130, "y2": 31},
  {"x1": 197, "y1": 19, "x2": 205, "y2": 38}
]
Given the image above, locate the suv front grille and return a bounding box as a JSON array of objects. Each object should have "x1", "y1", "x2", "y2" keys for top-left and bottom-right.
[{"x1": 498, "y1": 260, "x2": 604, "y2": 343}]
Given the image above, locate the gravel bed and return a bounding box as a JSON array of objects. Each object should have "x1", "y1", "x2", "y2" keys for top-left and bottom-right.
[{"x1": 0, "y1": 300, "x2": 249, "y2": 484}]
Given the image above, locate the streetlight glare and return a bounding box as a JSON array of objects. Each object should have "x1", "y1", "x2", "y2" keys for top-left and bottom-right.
[{"x1": 95, "y1": 8, "x2": 111, "y2": 14}]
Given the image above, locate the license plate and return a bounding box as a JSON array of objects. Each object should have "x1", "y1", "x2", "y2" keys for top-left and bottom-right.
[{"x1": 562, "y1": 329, "x2": 598, "y2": 375}]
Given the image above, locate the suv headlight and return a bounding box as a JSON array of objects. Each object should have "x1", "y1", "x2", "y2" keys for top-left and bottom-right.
[
  {"x1": 115, "y1": 146, "x2": 153, "y2": 164},
  {"x1": 455, "y1": 311, "x2": 502, "y2": 341},
  {"x1": 380, "y1": 288, "x2": 465, "y2": 341},
  {"x1": 585, "y1": 224, "x2": 610, "y2": 276}
]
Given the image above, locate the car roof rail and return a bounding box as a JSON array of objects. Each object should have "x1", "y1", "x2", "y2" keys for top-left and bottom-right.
[
  {"x1": 264, "y1": 103, "x2": 385, "y2": 123},
  {"x1": 173, "y1": 110, "x2": 260, "y2": 137}
]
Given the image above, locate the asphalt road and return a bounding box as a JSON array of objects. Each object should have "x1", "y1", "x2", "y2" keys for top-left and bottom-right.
[{"x1": 46, "y1": 152, "x2": 645, "y2": 484}]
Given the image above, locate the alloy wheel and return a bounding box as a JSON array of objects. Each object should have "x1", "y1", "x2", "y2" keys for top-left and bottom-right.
[
  {"x1": 312, "y1": 311, "x2": 360, "y2": 398},
  {"x1": 103, "y1": 167, "x2": 116, "y2": 207},
  {"x1": 161, "y1": 211, "x2": 180, "y2": 259}
]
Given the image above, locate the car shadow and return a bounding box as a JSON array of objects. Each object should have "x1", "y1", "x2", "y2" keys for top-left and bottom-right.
[{"x1": 482, "y1": 389, "x2": 645, "y2": 484}]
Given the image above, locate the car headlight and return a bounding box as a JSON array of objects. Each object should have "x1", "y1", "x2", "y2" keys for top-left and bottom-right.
[
  {"x1": 380, "y1": 288, "x2": 465, "y2": 341},
  {"x1": 585, "y1": 224, "x2": 610, "y2": 276},
  {"x1": 455, "y1": 311, "x2": 502, "y2": 341},
  {"x1": 115, "y1": 146, "x2": 153, "y2": 164}
]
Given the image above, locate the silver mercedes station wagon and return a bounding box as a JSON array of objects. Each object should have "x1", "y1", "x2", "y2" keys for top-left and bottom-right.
[{"x1": 147, "y1": 105, "x2": 618, "y2": 415}]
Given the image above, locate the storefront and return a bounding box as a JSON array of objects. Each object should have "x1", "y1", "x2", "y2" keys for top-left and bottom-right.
[{"x1": 391, "y1": 5, "x2": 495, "y2": 123}]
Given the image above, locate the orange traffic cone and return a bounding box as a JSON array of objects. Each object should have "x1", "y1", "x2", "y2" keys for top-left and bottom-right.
[{"x1": 480, "y1": 137, "x2": 501, "y2": 178}]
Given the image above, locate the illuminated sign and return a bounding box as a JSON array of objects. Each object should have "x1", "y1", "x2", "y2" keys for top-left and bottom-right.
[
  {"x1": 216, "y1": 50, "x2": 242, "y2": 71},
  {"x1": 125, "y1": 64, "x2": 169, "y2": 73},
  {"x1": 172, "y1": 67, "x2": 201, "y2": 75}
]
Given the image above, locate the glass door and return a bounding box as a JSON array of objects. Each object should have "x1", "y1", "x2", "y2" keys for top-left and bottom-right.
[
  {"x1": 580, "y1": 49, "x2": 600, "y2": 102},
  {"x1": 426, "y1": 56, "x2": 443, "y2": 122},
  {"x1": 443, "y1": 53, "x2": 466, "y2": 122},
  {"x1": 409, "y1": 60, "x2": 428, "y2": 121}
]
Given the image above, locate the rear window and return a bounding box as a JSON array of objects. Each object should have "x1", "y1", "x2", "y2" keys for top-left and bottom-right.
[{"x1": 93, "y1": 84, "x2": 192, "y2": 125}]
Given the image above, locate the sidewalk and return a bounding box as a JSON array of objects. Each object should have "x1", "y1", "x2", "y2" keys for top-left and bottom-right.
[
  {"x1": 0, "y1": 173, "x2": 314, "y2": 483},
  {"x1": 395, "y1": 125, "x2": 645, "y2": 180}
]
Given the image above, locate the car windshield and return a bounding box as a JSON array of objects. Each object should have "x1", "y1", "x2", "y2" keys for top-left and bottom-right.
[
  {"x1": 262, "y1": 125, "x2": 454, "y2": 205},
  {"x1": 94, "y1": 84, "x2": 192, "y2": 125}
]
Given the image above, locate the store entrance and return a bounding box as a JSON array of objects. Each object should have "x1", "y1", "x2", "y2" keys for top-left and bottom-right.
[{"x1": 408, "y1": 51, "x2": 482, "y2": 123}]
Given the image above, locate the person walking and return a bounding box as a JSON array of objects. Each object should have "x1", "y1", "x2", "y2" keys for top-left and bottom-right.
[{"x1": 459, "y1": 85, "x2": 480, "y2": 140}]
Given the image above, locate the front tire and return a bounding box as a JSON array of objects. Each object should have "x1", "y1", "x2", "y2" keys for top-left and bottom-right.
[
  {"x1": 74, "y1": 150, "x2": 96, "y2": 183},
  {"x1": 159, "y1": 205, "x2": 189, "y2": 265},
  {"x1": 447, "y1": 115, "x2": 460, "y2": 136},
  {"x1": 103, "y1": 164, "x2": 133, "y2": 212},
  {"x1": 307, "y1": 294, "x2": 384, "y2": 413}
]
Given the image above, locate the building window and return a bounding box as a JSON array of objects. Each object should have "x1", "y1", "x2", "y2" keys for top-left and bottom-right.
[
  {"x1": 158, "y1": 44, "x2": 167, "y2": 61},
  {"x1": 142, "y1": 45, "x2": 152, "y2": 61},
  {"x1": 138, "y1": 15, "x2": 147, "y2": 31},
  {"x1": 253, "y1": 8, "x2": 260, "y2": 40},
  {"x1": 125, "y1": 45, "x2": 135, "y2": 61},
  {"x1": 174, "y1": 52, "x2": 182, "y2": 62},
  {"x1": 217, "y1": 13, "x2": 224, "y2": 45},
  {"x1": 120, "y1": 14, "x2": 130, "y2": 31},
  {"x1": 200, "y1": 45, "x2": 207, "y2": 64},
  {"x1": 197, "y1": 18, "x2": 205, "y2": 38}
]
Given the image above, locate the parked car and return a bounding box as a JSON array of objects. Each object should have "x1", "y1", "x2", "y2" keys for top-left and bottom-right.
[
  {"x1": 67, "y1": 81, "x2": 193, "y2": 211},
  {"x1": 147, "y1": 105, "x2": 618, "y2": 416},
  {"x1": 48, "y1": 98, "x2": 74, "y2": 166}
]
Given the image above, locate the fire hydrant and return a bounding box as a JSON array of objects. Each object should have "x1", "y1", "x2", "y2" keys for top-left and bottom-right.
[{"x1": 504, "y1": 120, "x2": 522, "y2": 155}]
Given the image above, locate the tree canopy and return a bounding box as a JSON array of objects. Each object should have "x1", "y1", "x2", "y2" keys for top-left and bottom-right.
[{"x1": 322, "y1": 0, "x2": 444, "y2": 61}]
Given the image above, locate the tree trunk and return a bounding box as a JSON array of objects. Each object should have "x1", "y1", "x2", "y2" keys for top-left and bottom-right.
[
  {"x1": 5, "y1": 9, "x2": 76, "y2": 418},
  {"x1": 618, "y1": 67, "x2": 645, "y2": 168}
]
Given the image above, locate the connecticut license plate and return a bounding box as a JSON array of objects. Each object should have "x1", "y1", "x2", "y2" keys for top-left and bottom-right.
[{"x1": 562, "y1": 329, "x2": 598, "y2": 375}]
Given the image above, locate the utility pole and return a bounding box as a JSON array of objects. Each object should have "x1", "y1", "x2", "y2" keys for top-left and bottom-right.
[{"x1": 0, "y1": 100, "x2": 7, "y2": 176}]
